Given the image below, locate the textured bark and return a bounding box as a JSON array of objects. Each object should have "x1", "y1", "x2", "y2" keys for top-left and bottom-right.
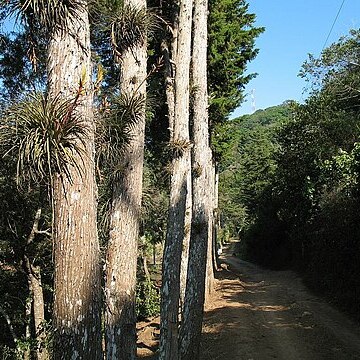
[
  {"x1": 25, "y1": 260, "x2": 48, "y2": 360},
  {"x1": 159, "y1": 0, "x2": 193, "y2": 359},
  {"x1": 179, "y1": 177, "x2": 191, "y2": 309},
  {"x1": 24, "y1": 208, "x2": 49, "y2": 360},
  {"x1": 161, "y1": 22, "x2": 191, "y2": 310},
  {"x1": 24, "y1": 295, "x2": 31, "y2": 360},
  {"x1": 212, "y1": 169, "x2": 220, "y2": 267},
  {"x1": 161, "y1": 39, "x2": 176, "y2": 139},
  {"x1": 205, "y1": 161, "x2": 216, "y2": 303},
  {"x1": 180, "y1": 0, "x2": 211, "y2": 358},
  {"x1": 49, "y1": 3, "x2": 102, "y2": 359},
  {"x1": 104, "y1": 0, "x2": 147, "y2": 358}
]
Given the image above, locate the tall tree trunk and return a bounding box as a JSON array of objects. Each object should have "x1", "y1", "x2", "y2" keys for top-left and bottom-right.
[
  {"x1": 160, "y1": 0, "x2": 179, "y2": 140},
  {"x1": 24, "y1": 293, "x2": 32, "y2": 360},
  {"x1": 205, "y1": 161, "x2": 216, "y2": 303},
  {"x1": 159, "y1": 0, "x2": 193, "y2": 359},
  {"x1": 180, "y1": 177, "x2": 191, "y2": 310},
  {"x1": 212, "y1": 166, "x2": 220, "y2": 268},
  {"x1": 25, "y1": 260, "x2": 49, "y2": 360},
  {"x1": 161, "y1": 14, "x2": 191, "y2": 311},
  {"x1": 49, "y1": 3, "x2": 102, "y2": 359},
  {"x1": 179, "y1": 0, "x2": 210, "y2": 358},
  {"x1": 24, "y1": 208, "x2": 49, "y2": 360},
  {"x1": 105, "y1": 1, "x2": 147, "y2": 359},
  {"x1": 161, "y1": 38, "x2": 176, "y2": 140}
]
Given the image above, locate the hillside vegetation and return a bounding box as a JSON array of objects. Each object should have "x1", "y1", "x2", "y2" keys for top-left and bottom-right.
[{"x1": 219, "y1": 30, "x2": 360, "y2": 317}]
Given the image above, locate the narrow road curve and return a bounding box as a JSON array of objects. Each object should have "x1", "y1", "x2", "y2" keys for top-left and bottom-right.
[{"x1": 200, "y1": 242, "x2": 360, "y2": 360}]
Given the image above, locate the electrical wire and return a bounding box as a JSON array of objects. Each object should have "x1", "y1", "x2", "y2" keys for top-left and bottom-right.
[{"x1": 321, "y1": 0, "x2": 346, "y2": 53}]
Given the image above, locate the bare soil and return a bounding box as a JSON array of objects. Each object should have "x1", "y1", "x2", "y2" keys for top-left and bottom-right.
[{"x1": 137, "y1": 242, "x2": 360, "y2": 359}]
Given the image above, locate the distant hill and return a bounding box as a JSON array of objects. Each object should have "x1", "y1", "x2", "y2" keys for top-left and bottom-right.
[
  {"x1": 233, "y1": 101, "x2": 294, "y2": 129},
  {"x1": 218, "y1": 101, "x2": 294, "y2": 237}
]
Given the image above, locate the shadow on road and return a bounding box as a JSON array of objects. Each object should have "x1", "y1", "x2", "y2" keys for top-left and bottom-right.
[{"x1": 200, "y1": 242, "x2": 360, "y2": 360}]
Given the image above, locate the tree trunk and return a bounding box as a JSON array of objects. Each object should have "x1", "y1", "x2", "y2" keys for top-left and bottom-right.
[
  {"x1": 24, "y1": 293, "x2": 32, "y2": 360},
  {"x1": 161, "y1": 19, "x2": 191, "y2": 312},
  {"x1": 143, "y1": 255, "x2": 150, "y2": 279},
  {"x1": 212, "y1": 167, "x2": 220, "y2": 269},
  {"x1": 160, "y1": 0, "x2": 179, "y2": 140},
  {"x1": 49, "y1": 3, "x2": 102, "y2": 359},
  {"x1": 153, "y1": 243, "x2": 156, "y2": 265},
  {"x1": 104, "y1": 1, "x2": 147, "y2": 359},
  {"x1": 25, "y1": 260, "x2": 49, "y2": 360},
  {"x1": 159, "y1": 0, "x2": 193, "y2": 359},
  {"x1": 179, "y1": 178, "x2": 191, "y2": 310},
  {"x1": 179, "y1": 0, "x2": 210, "y2": 358},
  {"x1": 161, "y1": 38, "x2": 176, "y2": 140},
  {"x1": 205, "y1": 161, "x2": 216, "y2": 303},
  {"x1": 23, "y1": 208, "x2": 49, "y2": 360}
]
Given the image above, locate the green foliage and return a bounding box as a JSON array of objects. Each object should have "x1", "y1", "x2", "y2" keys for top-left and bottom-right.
[
  {"x1": 92, "y1": 1, "x2": 158, "y2": 60},
  {"x1": 0, "y1": 31, "x2": 46, "y2": 102},
  {"x1": 141, "y1": 159, "x2": 168, "y2": 243},
  {"x1": 219, "y1": 30, "x2": 360, "y2": 316},
  {"x1": 2, "y1": 0, "x2": 85, "y2": 33},
  {"x1": 208, "y1": 0, "x2": 264, "y2": 125},
  {"x1": 0, "y1": 345, "x2": 18, "y2": 359},
  {"x1": 96, "y1": 92, "x2": 146, "y2": 172},
  {"x1": 0, "y1": 155, "x2": 52, "y2": 356},
  {"x1": 136, "y1": 277, "x2": 160, "y2": 320},
  {"x1": 0, "y1": 93, "x2": 87, "y2": 185},
  {"x1": 320, "y1": 144, "x2": 360, "y2": 193},
  {"x1": 217, "y1": 224, "x2": 232, "y2": 244},
  {"x1": 218, "y1": 103, "x2": 292, "y2": 239}
]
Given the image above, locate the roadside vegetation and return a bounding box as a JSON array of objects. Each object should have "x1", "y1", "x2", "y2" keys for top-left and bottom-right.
[
  {"x1": 0, "y1": 0, "x2": 262, "y2": 358},
  {"x1": 0, "y1": 0, "x2": 359, "y2": 358},
  {"x1": 220, "y1": 29, "x2": 360, "y2": 318}
]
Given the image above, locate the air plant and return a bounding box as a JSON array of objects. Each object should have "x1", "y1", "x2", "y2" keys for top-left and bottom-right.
[
  {"x1": 96, "y1": 91, "x2": 146, "y2": 174},
  {"x1": 2, "y1": 0, "x2": 85, "y2": 32},
  {"x1": 92, "y1": 0, "x2": 159, "y2": 59},
  {"x1": 1, "y1": 0, "x2": 87, "y2": 71},
  {"x1": 167, "y1": 139, "x2": 193, "y2": 159},
  {"x1": 0, "y1": 92, "x2": 87, "y2": 185}
]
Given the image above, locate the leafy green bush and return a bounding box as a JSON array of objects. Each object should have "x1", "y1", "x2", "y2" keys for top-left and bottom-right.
[{"x1": 136, "y1": 277, "x2": 160, "y2": 320}]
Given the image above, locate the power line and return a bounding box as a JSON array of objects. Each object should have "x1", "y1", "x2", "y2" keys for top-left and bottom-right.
[{"x1": 321, "y1": 0, "x2": 346, "y2": 53}]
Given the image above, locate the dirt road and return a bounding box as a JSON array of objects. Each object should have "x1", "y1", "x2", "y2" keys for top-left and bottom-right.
[{"x1": 200, "y1": 242, "x2": 360, "y2": 360}]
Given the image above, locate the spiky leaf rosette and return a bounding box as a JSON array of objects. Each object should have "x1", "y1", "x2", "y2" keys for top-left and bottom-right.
[
  {"x1": 1, "y1": 0, "x2": 85, "y2": 33},
  {"x1": 92, "y1": 0, "x2": 158, "y2": 59},
  {"x1": 96, "y1": 91, "x2": 145, "y2": 173},
  {"x1": 0, "y1": 93, "x2": 87, "y2": 185},
  {"x1": 110, "y1": 4, "x2": 147, "y2": 57}
]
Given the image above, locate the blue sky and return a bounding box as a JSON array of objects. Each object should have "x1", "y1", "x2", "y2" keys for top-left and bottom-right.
[{"x1": 231, "y1": 0, "x2": 360, "y2": 118}]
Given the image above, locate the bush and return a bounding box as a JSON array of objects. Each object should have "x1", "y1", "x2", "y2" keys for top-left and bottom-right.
[{"x1": 136, "y1": 277, "x2": 160, "y2": 320}]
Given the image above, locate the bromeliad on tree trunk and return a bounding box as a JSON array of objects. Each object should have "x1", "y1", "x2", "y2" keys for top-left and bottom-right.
[{"x1": 101, "y1": 0, "x2": 148, "y2": 358}]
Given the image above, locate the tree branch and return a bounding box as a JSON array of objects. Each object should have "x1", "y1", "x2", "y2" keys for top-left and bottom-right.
[{"x1": 27, "y1": 208, "x2": 42, "y2": 245}]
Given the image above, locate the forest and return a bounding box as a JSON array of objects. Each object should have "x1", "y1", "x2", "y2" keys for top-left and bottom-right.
[
  {"x1": 0, "y1": 0, "x2": 359, "y2": 359},
  {"x1": 220, "y1": 29, "x2": 360, "y2": 318}
]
